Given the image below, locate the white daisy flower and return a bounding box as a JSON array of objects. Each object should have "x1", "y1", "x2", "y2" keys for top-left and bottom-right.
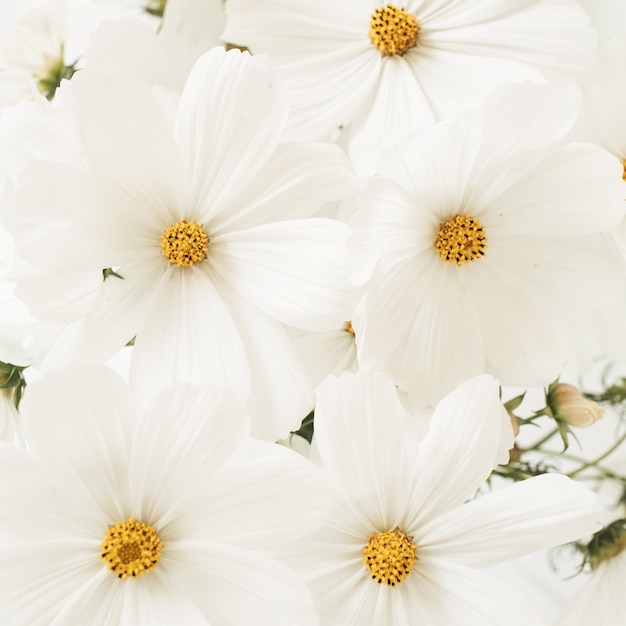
[
  {"x1": 297, "y1": 370, "x2": 601, "y2": 625},
  {"x1": 222, "y1": 0, "x2": 596, "y2": 174},
  {"x1": 351, "y1": 83, "x2": 626, "y2": 408},
  {"x1": 10, "y1": 47, "x2": 357, "y2": 440},
  {"x1": 0, "y1": 363, "x2": 327, "y2": 625}
]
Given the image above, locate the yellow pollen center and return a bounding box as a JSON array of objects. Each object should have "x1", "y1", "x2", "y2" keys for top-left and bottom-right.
[
  {"x1": 622, "y1": 158, "x2": 626, "y2": 183},
  {"x1": 369, "y1": 5, "x2": 420, "y2": 56},
  {"x1": 100, "y1": 518, "x2": 164, "y2": 579},
  {"x1": 362, "y1": 528, "x2": 417, "y2": 586},
  {"x1": 344, "y1": 320, "x2": 356, "y2": 337},
  {"x1": 434, "y1": 214, "x2": 487, "y2": 266},
  {"x1": 160, "y1": 220, "x2": 209, "y2": 267}
]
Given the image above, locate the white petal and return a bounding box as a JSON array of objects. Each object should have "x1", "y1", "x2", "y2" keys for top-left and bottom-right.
[
  {"x1": 14, "y1": 162, "x2": 160, "y2": 272},
  {"x1": 555, "y1": 552, "x2": 626, "y2": 626},
  {"x1": 482, "y1": 144, "x2": 626, "y2": 235},
  {"x1": 417, "y1": 474, "x2": 601, "y2": 566},
  {"x1": 0, "y1": 541, "x2": 102, "y2": 625},
  {"x1": 210, "y1": 219, "x2": 353, "y2": 331},
  {"x1": 12, "y1": 264, "x2": 102, "y2": 323},
  {"x1": 209, "y1": 142, "x2": 359, "y2": 235},
  {"x1": 216, "y1": 284, "x2": 314, "y2": 440},
  {"x1": 115, "y1": 571, "x2": 209, "y2": 626},
  {"x1": 19, "y1": 364, "x2": 136, "y2": 524},
  {"x1": 348, "y1": 56, "x2": 438, "y2": 176},
  {"x1": 176, "y1": 48, "x2": 288, "y2": 223},
  {"x1": 72, "y1": 259, "x2": 163, "y2": 362},
  {"x1": 314, "y1": 371, "x2": 420, "y2": 530},
  {"x1": 402, "y1": 558, "x2": 548, "y2": 626},
  {"x1": 165, "y1": 541, "x2": 318, "y2": 626},
  {"x1": 128, "y1": 383, "x2": 249, "y2": 531},
  {"x1": 62, "y1": 69, "x2": 183, "y2": 224},
  {"x1": 464, "y1": 258, "x2": 569, "y2": 387},
  {"x1": 51, "y1": 570, "x2": 128, "y2": 626},
  {"x1": 176, "y1": 439, "x2": 328, "y2": 548},
  {"x1": 405, "y1": 375, "x2": 512, "y2": 526},
  {"x1": 130, "y1": 263, "x2": 250, "y2": 403},
  {"x1": 0, "y1": 444, "x2": 97, "y2": 539}
]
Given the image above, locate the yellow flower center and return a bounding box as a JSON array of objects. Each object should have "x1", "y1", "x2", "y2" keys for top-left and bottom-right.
[
  {"x1": 622, "y1": 158, "x2": 626, "y2": 183},
  {"x1": 434, "y1": 214, "x2": 487, "y2": 266},
  {"x1": 362, "y1": 528, "x2": 417, "y2": 586},
  {"x1": 344, "y1": 320, "x2": 356, "y2": 337},
  {"x1": 369, "y1": 5, "x2": 420, "y2": 56},
  {"x1": 100, "y1": 518, "x2": 164, "y2": 579},
  {"x1": 160, "y1": 220, "x2": 209, "y2": 267}
]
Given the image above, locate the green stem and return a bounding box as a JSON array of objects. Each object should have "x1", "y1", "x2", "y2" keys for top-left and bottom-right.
[{"x1": 567, "y1": 430, "x2": 626, "y2": 478}]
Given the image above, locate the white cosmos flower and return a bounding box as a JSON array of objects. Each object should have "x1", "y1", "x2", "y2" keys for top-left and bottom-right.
[
  {"x1": 0, "y1": 363, "x2": 327, "y2": 625},
  {"x1": 0, "y1": 0, "x2": 72, "y2": 105},
  {"x1": 559, "y1": 39, "x2": 626, "y2": 365},
  {"x1": 575, "y1": 39, "x2": 626, "y2": 177},
  {"x1": 10, "y1": 47, "x2": 357, "y2": 440},
  {"x1": 222, "y1": 0, "x2": 596, "y2": 175},
  {"x1": 351, "y1": 83, "x2": 626, "y2": 408},
  {"x1": 296, "y1": 371, "x2": 601, "y2": 626}
]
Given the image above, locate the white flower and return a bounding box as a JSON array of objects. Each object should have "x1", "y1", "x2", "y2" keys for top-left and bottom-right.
[
  {"x1": 10, "y1": 47, "x2": 357, "y2": 440},
  {"x1": 222, "y1": 0, "x2": 596, "y2": 174},
  {"x1": 296, "y1": 370, "x2": 601, "y2": 626},
  {"x1": 351, "y1": 84, "x2": 626, "y2": 408},
  {"x1": 575, "y1": 39, "x2": 626, "y2": 178},
  {"x1": 85, "y1": 0, "x2": 225, "y2": 93},
  {"x1": 0, "y1": 363, "x2": 327, "y2": 625},
  {"x1": 0, "y1": 0, "x2": 72, "y2": 105}
]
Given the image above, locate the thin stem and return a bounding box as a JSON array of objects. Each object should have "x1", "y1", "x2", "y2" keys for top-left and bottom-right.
[{"x1": 568, "y1": 430, "x2": 626, "y2": 478}]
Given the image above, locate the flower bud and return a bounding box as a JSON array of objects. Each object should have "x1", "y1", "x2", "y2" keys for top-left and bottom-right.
[{"x1": 548, "y1": 383, "x2": 605, "y2": 428}]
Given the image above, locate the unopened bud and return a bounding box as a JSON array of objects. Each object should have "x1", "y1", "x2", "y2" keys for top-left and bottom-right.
[{"x1": 548, "y1": 383, "x2": 605, "y2": 428}]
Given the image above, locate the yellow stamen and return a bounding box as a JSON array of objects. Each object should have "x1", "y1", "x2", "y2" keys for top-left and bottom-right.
[
  {"x1": 622, "y1": 158, "x2": 626, "y2": 183},
  {"x1": 344, "y1": 320, "x2": 356, "y2": 337},
  {"x1": 100, "y1": 518, "x2": 164, "y2": 579},
  {"x1": 363, "y1": 528, "x2": 417, "y2": 586},
  {"x1": 160, "y1": 220, "x2": 209, "y2": 267},
  {"x1": 434, "y1": 214, "x2": 487, "y2": 266},
  {"x1": 369, "y1": 5, "x2": 420, "y2": 56}
]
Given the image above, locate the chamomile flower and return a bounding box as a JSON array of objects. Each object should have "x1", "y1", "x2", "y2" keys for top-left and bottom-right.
[
  {"x1": 10, "y1": 47, "x2": 356, "y2": 440},
  {"x1": 223, "y1": 0, "x2": 596, "y2": 174},
  {"x1": 297, "y1": 371, "x2": 601, "y2": 626},
  {"x1": 0, "y1": 363, "x2": 326, "y2": 625}
]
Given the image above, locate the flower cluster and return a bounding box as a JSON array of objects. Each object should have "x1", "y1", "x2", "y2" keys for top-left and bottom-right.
[{"x1": 0, "y1": 0, "x2": 625, "y2": 623}]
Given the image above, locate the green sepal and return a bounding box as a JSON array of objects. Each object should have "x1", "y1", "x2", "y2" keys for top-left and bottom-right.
[
  {"x1": 503, "y1": 392, "x2": 525, "y2": 412},
  {"x1": 0, "y1": 362, "x2": 28, "y2": 409},
  {"x1": 102, "y1": 268, "x2": 124, "y2": 281},
  {"x1": 292, "y1": 410, "x2": 314, "y2": 444}
]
